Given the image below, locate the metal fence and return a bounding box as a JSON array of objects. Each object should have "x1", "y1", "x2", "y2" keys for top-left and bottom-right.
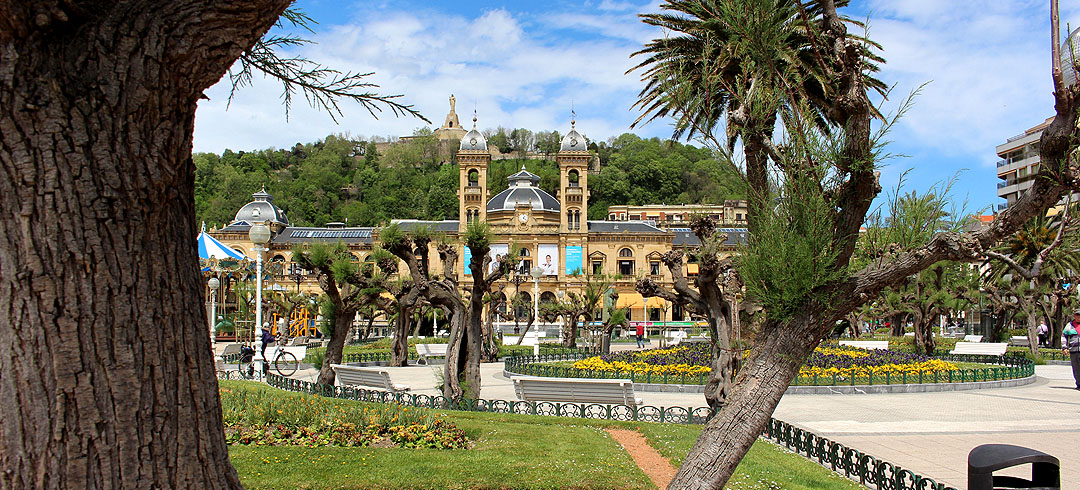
[
  {"x1": 765, "y1": 419, "x2": 957, "y2": 490},
  {"x1": 505, "y1": 352, "x2": 1034, "y2": 387},
  {"x1": 258, "y1": 372, "x2": 959, "y2": 490}
]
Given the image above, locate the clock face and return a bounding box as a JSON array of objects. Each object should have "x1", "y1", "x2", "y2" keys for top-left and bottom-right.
[{"x1": 518, "y1": 213, "x2": 529, "y2": 223}]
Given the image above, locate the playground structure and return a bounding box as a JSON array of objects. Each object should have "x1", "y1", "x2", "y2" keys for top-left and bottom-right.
[{"x1": 271, "y1": 306, "x2": 319, "y2": 338}]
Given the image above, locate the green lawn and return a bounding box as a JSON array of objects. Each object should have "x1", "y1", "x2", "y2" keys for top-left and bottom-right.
[{"x1": 226, "y1": 382, "x2": 862, "y2": 490}]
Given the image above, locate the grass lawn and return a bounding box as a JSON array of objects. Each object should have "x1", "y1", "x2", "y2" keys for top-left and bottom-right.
[{"x1": 226, "y1": 382, "x2": 861, "y2": 490}]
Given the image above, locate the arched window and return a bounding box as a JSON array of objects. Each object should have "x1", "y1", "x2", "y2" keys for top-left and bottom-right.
[
  {"x1": 618, "y1": 248, "x2": 633, "y2": 257},
  {"x1": 271, "y1": 254, "x2": 286, "y2": 263},
  {"x1": 520, "y1": 248, "x2": 531, "y2": 257},
  {"x1": 567, "y1": 170, "x2": 579, "y2": 187},
  {"x1": 518, "y1": 248, "x2": 531, "y2": 275},
  {"x1": 468, "y1": 169, "x2": 479, "y2": 186},
  {"x1": 540, "y1": 291, "x2": 557, "y2": 304}
]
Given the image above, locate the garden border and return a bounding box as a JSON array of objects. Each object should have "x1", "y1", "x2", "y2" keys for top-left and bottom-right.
[
  {"x1": 503, "y1": 351, "x2": 1036, "y2": 394},
  {"x1": 250, "y1": 372, "x2": 959, "y2": 490}
]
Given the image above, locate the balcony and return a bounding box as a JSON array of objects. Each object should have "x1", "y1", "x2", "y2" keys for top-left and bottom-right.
[{"x1": 997, "y1": 182, "x2": 1009, "y2": 189}]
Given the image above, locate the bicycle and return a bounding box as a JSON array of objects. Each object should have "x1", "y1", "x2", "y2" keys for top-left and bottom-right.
[{"x1": 268, "y1": 341, "x2": 299, "y2": 377}]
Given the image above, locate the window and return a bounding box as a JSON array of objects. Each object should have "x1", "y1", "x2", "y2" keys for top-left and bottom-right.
[
  {"x1": 519, "y1": 260, "x2": 532, "y2": 275},
  {"x1": 592, "y1": 260, "x2": 603, "y2": 275},
  {"x1": 649, "y1": 309, "x2": 661, "y2": 322},
  {"x1": 736, "y1": 213, "x2": 743, "y2": 221},
  {"x1": 568, "y1": 170, "x2": 580, "y2": 187},
  {"x1": 467, "y1": 169, "x2": 479, "y2": 186},
  {"x1": 618, "y1": 248, "x2": 633, "y2": 258},
  {"x1": 650, "y1": 261, "x2": 661, "y2": 276},
  {"x1": 618, "y1": 260, "x2": 634, "y2": 276}
]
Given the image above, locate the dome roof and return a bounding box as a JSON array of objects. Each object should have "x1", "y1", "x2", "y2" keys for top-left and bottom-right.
[
  {"x1": 231, "y1": 187, "x2": 290, "y2": 227},
  {"x1": 459, "y1": 112, "x2": 487, "y2": 151},
  {"x1": 460, "y1": 129, "x2": 487, "y2": 151},
  {"x1": 487, "y1": 166, "x2": 560, "y2": 212},
  {"x1": 560, "y1": 127, "x2": 587, "y2": 152}
]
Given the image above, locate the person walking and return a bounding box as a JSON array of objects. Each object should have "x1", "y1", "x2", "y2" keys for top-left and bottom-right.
[
  {"x1": 1038, "y1": 322, "x2": 1048, "y2": 347},
  {"x1": 635, "y1": 322, "x2": 646, "y2": 349},
  {"x1": 1065, "y1": 311, "x2": 1080, "y2": 390}
]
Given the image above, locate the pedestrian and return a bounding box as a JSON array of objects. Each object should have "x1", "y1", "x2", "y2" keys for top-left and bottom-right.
[
  {"x1": 1065, "y1": 310, "x2": 1080, "y2": 390},
  {"x1": 635, "y1": 322, "x2": 646, "y2": 349},
  {"x1": 1038, "y1": 322, "x2": 1049, "y2": 347},
  {"x1": 260, "y1": 324, "x2": 276, "y2": 360}
]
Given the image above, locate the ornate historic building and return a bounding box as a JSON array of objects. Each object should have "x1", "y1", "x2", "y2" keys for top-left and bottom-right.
[{"x1": 209, "y1": 113, "x2": 747, "y2": 326}]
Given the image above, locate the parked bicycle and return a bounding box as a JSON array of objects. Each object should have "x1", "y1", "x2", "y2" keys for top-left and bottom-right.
[{"x1": 236, "y1": 341, "x2": 299, "y2": 377}]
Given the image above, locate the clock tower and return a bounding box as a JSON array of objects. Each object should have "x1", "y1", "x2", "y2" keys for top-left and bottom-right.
[
  {"x1": 458, "y1": 113, "x2": 490, "y2": 233},
  {"x1": 558, "y1": 118, "x2": 589, "y2": 235}
]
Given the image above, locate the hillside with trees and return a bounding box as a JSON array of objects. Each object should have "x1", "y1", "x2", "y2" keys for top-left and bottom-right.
[{"x1": 194, "y1": 131, "x2": 745, "y2": 228}]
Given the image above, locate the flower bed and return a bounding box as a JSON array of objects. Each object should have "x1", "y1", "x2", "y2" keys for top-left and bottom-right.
[
  {"x1": 506, "y1": 343, "x2": 1027, "y2": 387},
  {"x1": 220, "y1": 382, "x2": 468, "y2": 449}
]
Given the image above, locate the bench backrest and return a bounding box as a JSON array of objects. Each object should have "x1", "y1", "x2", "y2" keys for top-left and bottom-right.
[
  {"x1": 220, "y1": 343, "x2": 243, "y2": 356},
  {"x1": 512, "y1": 376, "x2": 639, "y2": 405},
  {"x1": 838, "y1": 340, "x2": 889, "y2": 350},
  {"x1": 963, "y1": 335, "x2": 983, "y2": 343},
  {"x1": 288, "y1": 336, "x2": 308, "y2": 346},
  {"x1": 950, "y1": 342, "x2": 1007, "y2": 356},
  {"x1": 1009, "y1": 335, "x2": 1031, "y2": 347},
  {"x1": 416, "y1": 343, "x2": 448, "y2": 356},
  {"x1": 330, "y1": 364, "x2": 395, "y2": 390}
]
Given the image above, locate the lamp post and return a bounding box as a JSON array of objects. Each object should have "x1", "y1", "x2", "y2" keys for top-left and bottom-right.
[
  {"x1": 289, "y1": 262, "x2": 304, "y2": 293},
  {"x1": 249, "y1": 221, "x2": 271, "y2": 363},
  {"x1": 208, "y1": 277, "x2": 220, "y2": 341}
]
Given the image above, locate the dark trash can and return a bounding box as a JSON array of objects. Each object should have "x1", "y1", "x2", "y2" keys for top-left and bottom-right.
[{"x1": 968, "y1": 444, "x2": 1059, "y2": 490}]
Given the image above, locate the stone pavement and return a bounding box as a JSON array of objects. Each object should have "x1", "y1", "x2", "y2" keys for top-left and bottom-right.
[{"x1": 287, "y1": 356, "x2": 1079, "y2": 490}]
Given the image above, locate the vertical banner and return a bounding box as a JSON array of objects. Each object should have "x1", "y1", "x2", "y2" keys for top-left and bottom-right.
[
  {"x1": 488, "y1": 244, "x2": 509, "y2": 275},
  {"x1": 537, "y1": 244, "x2": 559, "y2": 276},
  {"x1": 565, "y1": 246, "x2": 583, "y2": 276},
  {"x1": 463, "y1": 244, "x2": 472, "y2": 275}
]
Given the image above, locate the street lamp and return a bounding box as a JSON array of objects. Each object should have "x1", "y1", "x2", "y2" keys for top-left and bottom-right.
[
  {"x1": 249, "y1": 221, "x2": 271, "y2": 362},
  {"x1": 207, "y1": 277, "x2": 220, "y2": 340},
  {"x1": 289, "y1": 262, "x2": 304, "y2": 293}
]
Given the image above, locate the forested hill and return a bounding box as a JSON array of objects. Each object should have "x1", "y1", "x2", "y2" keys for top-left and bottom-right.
[{"x1": 194, "y1": 132, "x2": 745, "y2": 229}]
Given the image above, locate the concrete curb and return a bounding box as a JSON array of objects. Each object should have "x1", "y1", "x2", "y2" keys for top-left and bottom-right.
[{"x1": 501, "y1": 369, "x2": 1037, "y2": 394}]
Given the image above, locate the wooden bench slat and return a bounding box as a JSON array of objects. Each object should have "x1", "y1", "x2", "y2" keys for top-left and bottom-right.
[
  {"x1": 331, "y1": 364, "x2": 410, "y2": 392},
  {"x1": 512, "y1": 376, "x2": 641, "y2": 405}
]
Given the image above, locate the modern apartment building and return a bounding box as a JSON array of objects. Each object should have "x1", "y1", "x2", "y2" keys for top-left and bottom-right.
[
  {"x1": 995, "y1": 117, "x2": 1053, "y2": 208},
  {"x1": 606, "y1": 201, "x2": 749, "y2": 229}
]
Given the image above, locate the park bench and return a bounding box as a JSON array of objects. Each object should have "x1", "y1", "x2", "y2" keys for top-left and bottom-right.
[
  {"x1": 415, "y1": 343, "x2": 448, "y2": 364},
  {"x1": 512, "y1": 376, "x2": 642, "y2": 406},
  {"x1": 963, "y1": 335, "x2": 984, "y2": 343},
  {"x1": 950, "y1": 342, "x2": 1008, "y2": 356},
  {"x1": 664, "y1": 330, "x2": 688, "y2": 346},
  {"x1": 287, "y1": 336, "x2": 308, "y2": 346},
  {"x1": 838, "y1": 340, "x2": 889, "y2": 350},
  {"x1": 330, "y1": 364, "x2": 410, "y2": 392},
  {"x1": 1009, "y1": 335, "x2": 1031, "y2": 347}
]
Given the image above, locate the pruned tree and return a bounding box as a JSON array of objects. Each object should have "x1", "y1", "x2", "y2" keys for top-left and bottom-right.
[
  {"x1": 0, "y1": 2, "x2": 427, "y2": 485},
  {"x1": 292, "y1": 243, "x2": 394, "y2": 384},
  {"x1": 381, "y1": 222, "x2": 514, "y2": 399},
  {"x1": 628, "y1": 0, "x2": 1080, "y2": 488},
  {"x1": 637, "y1": 215, "x2": 745, "y2": 409},
  {"x1": 545, "y1": 274, "x2": 613, "y2": 348}
]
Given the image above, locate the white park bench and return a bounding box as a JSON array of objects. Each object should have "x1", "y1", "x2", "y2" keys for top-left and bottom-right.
[
  {"x1": 330, "y1": 364, "x2": 410, "y2": 392},
  {"x1": 503, "y1": 331, "x2": 546, "y2": 346},
  {"x1": 838, "y1": 340, "x2": 889, "y2": 350},
  {"x1": 664, "y1": 330, "x2": 688, "y2": 346},
  {"x1": 963, "y1": 335, "x2": 983, "y2": 343},
  {"x1": 415, "y1": 343, "x2": 448, "y2": 364},
  {"x1": 950, "y1": 342, "x2": 1008, "y2": 356},
  {"x1": 512, "y1": 376, "x2": 643, "y2": 406},
  {"x1": 1009, "y1": 335, "x2": 1031, "y2": 347}
]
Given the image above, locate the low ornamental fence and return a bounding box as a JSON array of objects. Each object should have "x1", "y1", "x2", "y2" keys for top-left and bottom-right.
[
  {"x1": 505, "y1": 352, "x2": 1035, "y2": 387},
  {"x1": 765, "y1": 419, "x2": 957, "y2": 490},
  {"x1": 260, "y1": 372, "x2": 959, "y2": 490}
]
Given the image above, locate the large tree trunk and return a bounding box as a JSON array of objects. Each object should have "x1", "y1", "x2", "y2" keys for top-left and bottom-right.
[
  {"x1": 390, "y1": 305, "x2": 412, "y2": 367},
  {"x1": 912, "y1": 310, "x2": 936, "y2": 354},
  {"x1": 442, "y1": 306, "x2": 470, "y2": 399},
  {"x1": 669, "y1": 314, "x2": 819, "y2": 489},
  {"x1": 0, "y1": 2, "x2": 288, "y2": 487},
  {"x1": 562, "y1": 317, "x2": 580, "y2": 348},
  {"x1": 318, "y1": 307, "x2": 357, "y2": 385}
]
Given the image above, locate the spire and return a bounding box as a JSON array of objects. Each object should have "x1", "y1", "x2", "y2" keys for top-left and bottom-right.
[
  {"x1": 571, "y1": 102, "x2": 576, "y2": 130},
  {"x1": 472, "y1": 108, "x2": 478, "y2": 130}
]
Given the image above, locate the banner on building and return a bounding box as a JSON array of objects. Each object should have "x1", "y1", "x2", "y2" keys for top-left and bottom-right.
[
  {"x1": 537, "y1": 244, "x2": 559, "y2": 276},
  {"x1": 488, "y1": 244, "x2": 509, "y2": 275},
  {"x1": 565, "y1": 246, "x2": 583, "y2": 276}
]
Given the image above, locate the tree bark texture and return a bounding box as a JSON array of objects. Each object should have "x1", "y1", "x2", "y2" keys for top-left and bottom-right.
[{"x1": 0, "y1": 1, "x2": 289, "y2": 487}]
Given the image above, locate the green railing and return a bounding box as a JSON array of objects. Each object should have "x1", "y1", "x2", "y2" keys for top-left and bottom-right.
[
  {"x1": 505, "y1": 352, "x2": 1035, "y2": 387},
  {"x1": 765, "y1": 419, "x2": 957, "y2": 490},
  {"x1": 260, "y1": 373, "x2": 958, "y2": 490}
]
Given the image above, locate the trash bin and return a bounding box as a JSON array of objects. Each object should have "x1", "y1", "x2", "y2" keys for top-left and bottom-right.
[{"x1": 968, "y1": 444, "x2": 1059, "y2": 490}]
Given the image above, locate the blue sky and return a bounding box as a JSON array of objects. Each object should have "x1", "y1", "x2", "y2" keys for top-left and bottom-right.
[{"x1": 193, "y1": 0, "x2": 1080, "y2": 213}]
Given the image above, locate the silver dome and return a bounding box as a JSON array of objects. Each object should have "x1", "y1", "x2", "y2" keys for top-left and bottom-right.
[
  {"x1": 231, "y1": 187, "x2": 290, "y2": 227},
  {"x1": 560, "y1": 128, "x2": 587, "y2": 152},
  {"x1": 487, "y1": 167, "x2": 559, "y2": 212},
  {"x1": 460, "y1": 129, "x2": 488, "y2": 151}
]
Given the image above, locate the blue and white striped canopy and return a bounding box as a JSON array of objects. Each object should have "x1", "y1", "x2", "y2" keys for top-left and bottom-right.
[{"x1": 197, "y1": 232, "x2": 246, "y2": 260}]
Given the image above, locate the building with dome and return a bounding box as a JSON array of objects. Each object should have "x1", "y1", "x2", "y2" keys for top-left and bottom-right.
[{"x1": 209, "y1": 114, "x2": 747, "y2": 331}]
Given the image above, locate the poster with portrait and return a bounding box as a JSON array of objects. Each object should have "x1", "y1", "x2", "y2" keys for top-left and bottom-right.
[
  {"x1": 537, "y1": 244, "x2": 559, "y2": 276},
  {"x1": 488, "y1": 244, "x2": 509, "y2": 275}
]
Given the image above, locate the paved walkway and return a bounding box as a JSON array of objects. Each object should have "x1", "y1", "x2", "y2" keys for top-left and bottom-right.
[{"x1": 283, "y1": 352, "x2": 1078, "y2": 490}]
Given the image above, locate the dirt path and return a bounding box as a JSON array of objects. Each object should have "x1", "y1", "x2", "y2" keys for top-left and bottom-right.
[{"x1": 606, "y1": 428, "x2": 678, "y2": 489}]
